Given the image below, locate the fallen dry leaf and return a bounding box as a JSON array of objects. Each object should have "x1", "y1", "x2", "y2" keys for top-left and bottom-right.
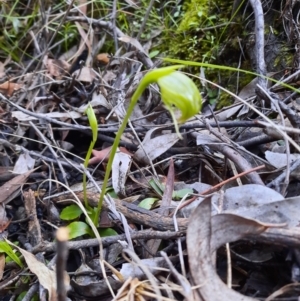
[
  {"x1": 187, "y1": 198, "x2": 269, "y2": 301},
  {"x1": 118, "y1": 35, "x2": 147, "y2": 54},
  {"x1": 134, "y1": 130, "x2": 179, "y2": 164},
  {"x1": 96, "y1": 53, "x2": 110, "y2": 65},
  {"x1": 13, "y1": 153, "x2": 35, "y2": 174},
  {"x1": 72, "y1": 66, "x2": 97, "y2": 82},
  {"x1": 225, "y1": 195, "x2": 300, "y2": 228},
  {"x1": 0, "y1": 253, "x2": 5, "y2": 280},
  {"x1": 0, "y1": 204, "x2": 9, "y2": 233},
  {"x1": 9, "y1": 242, "x2": 58, "y2": 301},
  {"x1": 159, "y1": 158, "x2": 174, "y2": 215},
  {"x1": 0, "y1": 81, "x2": 23, "y2": 97},
  {"x1": 265, "y1": 150, "x2": 300, "y2": 169},
  {"x1": 89, "y1": 146, "x2": 133, "y2": 165},
  {"x1": 112, "y1": 150, "x2": 132, "y2": 197},
  {"x1": 43, "y1": 56, "x2": 70, "y2": 79},
  {"x1": 120, "y1": 257, "x2": 171, "y2": 280},
  {"x1": 23, "y1": 189, "x2": 42, "y2": 246},
  {"x1": 78, "y1": 93, "x2": 111, "y2": 112},
  {"x1": 0, "y1": 62, "x2": 5, "y2": 78},
  {"x1": 0, "y1": 169, "x2": 34, "y2": 205},
  {"x1": 71, "y1": 263, "x2": 121, "y2": 298}
]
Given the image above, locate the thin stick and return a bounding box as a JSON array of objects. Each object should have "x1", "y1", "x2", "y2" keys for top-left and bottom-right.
[
  {"x1": 248, "y1": 0, "x2": 267, "y2": 90},
  {"x1": 56, "y1": 227, "x2": 69, "y2": 301},
  {"x1": 111, "y1": 0, "x2": 118, "y2": 52},
  {"x1": 32, "y1": 230, "x2": 184, "y2": 254},
  {"x1": 136, "y1": 0, "x2": 155, "y2": 41},
  {"x1": 226, "y1": 243, "x2": 232, "y2": 289}
]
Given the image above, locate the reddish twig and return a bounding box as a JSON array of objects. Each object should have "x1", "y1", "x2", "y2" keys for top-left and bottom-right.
[{"x1": 174, "y1": 164, "x2": 265, "y2": 213}]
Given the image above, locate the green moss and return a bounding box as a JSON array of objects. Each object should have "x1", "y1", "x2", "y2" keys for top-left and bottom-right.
[
  {"x1": 160, "y1": 0, "x2": 233, "y2": 62},
  {"x1": 178, "y1": 0, "x2": 210, "y2": 32},
  {"x1": 217, "y1": 91, "x2": 232, "y2": 109},
  {"x1": 155, "y1": 0, "x2": 296, "y2": 109},
  {"x1": 155, "y1": 0, "x2": 245, "y2": 108},
  {"x1": 273, "y1": 45, "x2": 293, "y2": 69}
]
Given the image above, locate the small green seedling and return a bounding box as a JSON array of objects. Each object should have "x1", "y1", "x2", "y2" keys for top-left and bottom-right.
[
  {"x1": 0, "y1": 240, "x2": 23, "y2": 268},
  {"x1": 59, "y1": 103, "x2": 101, "y2": 237},
  {"x1": 148, "y1": 178, "x2": 193, "y2": 200},
  {"x1": 149, "y1": 178, "x2": 165, "y2": 197},
  {"x1": 172, "y1": 188, "x2": 193, "y2": 200},
  {"x1": 138, "y1": 197, "x2": 159, "y2": 210},
  {"x1": 60, "y1": 204, "x2": 117, "y2": 239},
  {"x1": 83, "y1": 104, "x2": 98, "y2": 209}
]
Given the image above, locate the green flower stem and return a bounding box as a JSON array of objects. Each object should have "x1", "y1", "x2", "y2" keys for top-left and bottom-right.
[
  {"x1": 95, "y1": 65, "x2": 185, "y2": 225},
  {"x1": 83, "y1": 141, "x2": 94, "y2": 209}
]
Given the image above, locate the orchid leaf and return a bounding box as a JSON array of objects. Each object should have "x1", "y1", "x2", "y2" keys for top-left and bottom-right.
[
  {"x1": 67, "y1": 221, "x2": 93, "y2": 239},
  {"x1": 60, "y1": 204, "x2": 82, "y2": 220},
  {"x1": 99, "y1": 228, "x2": 118, "y2": 237},
  {"x1": 138, "y1": 197, "x2": 159, "y2": 210},
  {"x1": 173, "y1": 188, "x2": 193, "y2": 200}
]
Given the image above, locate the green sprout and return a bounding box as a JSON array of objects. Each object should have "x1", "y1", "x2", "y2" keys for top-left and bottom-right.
[
  {"x1": 94, "y1": 65, "x2": 202, "y2": 226},
  {"x1": 84, "y1": 104, "x2": 98, "y2": 209}
]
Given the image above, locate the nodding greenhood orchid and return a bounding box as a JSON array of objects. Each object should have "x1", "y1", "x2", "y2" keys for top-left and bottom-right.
[
  {"x1": 157, "y1": 69, "x2": 202, "y2": 137},
  {"x1": 96, "y1": 65, "x2": 202, "y2": 225},
  {"x1": 141, "y1": 65, "x2": 202, "y2": 134}
]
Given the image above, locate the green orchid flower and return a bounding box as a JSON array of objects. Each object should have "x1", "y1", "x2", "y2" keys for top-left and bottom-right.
[
  {"x1": 157, "y1": 70, "x2": 202, "y2": 136},
  {"x1": 95, "y1": 65, "x2": 202, "y2": 225},
  {"x1": 143, "y1": 65, "x2": 202, "y2": 120},
  {"x1": 158, "y1": 71, "x2": 202, "y2": 122}
]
